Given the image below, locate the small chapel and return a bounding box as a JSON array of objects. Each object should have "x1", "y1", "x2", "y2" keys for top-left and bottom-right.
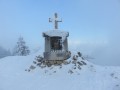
[{"x1": 43, "y1": 13, "x2": 71, "y2": 64}]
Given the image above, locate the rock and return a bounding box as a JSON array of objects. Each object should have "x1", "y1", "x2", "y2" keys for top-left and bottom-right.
[
  {"x1": 77, "y1": 61, "x2": 83, "y2": 66},
  {"x1": 77, "y1": 52, "x2": 82, "y2": 57},
  {"x1": 33, "y1": 61, "x2": 37, "y2": 64},
  {"x1": 68, "y1": 70, "x2": 73, "y2": 74},
  {"x1": 81, "y1": 61, "x2": 87, "y2": 65},
  {"x1": 30, "y1": 65, "x2": 36, "y2": 70}
]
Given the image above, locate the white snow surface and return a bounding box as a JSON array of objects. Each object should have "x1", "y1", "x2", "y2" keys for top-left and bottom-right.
[
  {"x1": 43, "y1": 30, "x2": 69, "y2": 37},
  {"x1": 43, "y1": 30, "x2": 69, "y2": 42},
  {"x1": 0, "y1": 52, "x2": 120, "y2": 90}
]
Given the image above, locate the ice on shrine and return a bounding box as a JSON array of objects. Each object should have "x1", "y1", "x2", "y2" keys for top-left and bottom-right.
[{"x1": 43, "y1": 13, "x2": 71, "y2": 64}]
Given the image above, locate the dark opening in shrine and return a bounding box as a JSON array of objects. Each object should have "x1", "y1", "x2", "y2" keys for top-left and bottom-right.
[{"x1": 50, "y1": 37, "x2": 62, "y2": 50}]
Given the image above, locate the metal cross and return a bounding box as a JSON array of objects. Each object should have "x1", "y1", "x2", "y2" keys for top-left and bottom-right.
[{"x1": 49, "y1": 13, "x2": 62, "y2": 30}]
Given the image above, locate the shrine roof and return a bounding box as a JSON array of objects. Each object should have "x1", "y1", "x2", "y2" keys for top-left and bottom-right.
[{"x1": 43, "y1": 30, "x2": 69, "y2": 37}]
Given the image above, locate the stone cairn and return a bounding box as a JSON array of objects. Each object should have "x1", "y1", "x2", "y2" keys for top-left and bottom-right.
[{"x1": 26, "y1": 52, "x2": 87, "y2": 74}]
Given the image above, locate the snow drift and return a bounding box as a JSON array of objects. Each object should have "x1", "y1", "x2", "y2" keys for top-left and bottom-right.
[{"x1": 0, "y1": 52, "x2": 120, "y2": 90}]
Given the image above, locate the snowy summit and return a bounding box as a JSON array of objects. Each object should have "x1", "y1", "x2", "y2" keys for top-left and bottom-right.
[{"x1": 0, "y1": 51, "x2": 120, "y2": 90}]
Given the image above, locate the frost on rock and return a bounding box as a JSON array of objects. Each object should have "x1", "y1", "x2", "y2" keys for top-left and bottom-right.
[{"x1": 27, "y1": 51, "x2": 88, "y2": 74}]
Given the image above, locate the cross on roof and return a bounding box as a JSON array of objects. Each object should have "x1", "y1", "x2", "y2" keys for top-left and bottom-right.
[{"x1": 49, "y1": 13, "x2": 62, "y2": 30}]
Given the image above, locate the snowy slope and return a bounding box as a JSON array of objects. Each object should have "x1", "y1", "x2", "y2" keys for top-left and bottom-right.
[{"x1": 0, "y1": 52, "x2": 120, "y2": 90}]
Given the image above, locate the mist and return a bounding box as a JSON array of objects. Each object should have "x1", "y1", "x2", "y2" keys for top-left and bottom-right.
[{"x1": 69, "y1": 29, "x2": 120, "y2": 66}]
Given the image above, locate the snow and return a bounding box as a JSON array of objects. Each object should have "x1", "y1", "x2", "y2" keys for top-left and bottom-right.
[
  {"x1": 0, "y1": 52, "x2": 120, "y2": 90},
  {"x1": 43, "y1": 30, "x2": 69, "y2": 37},
  {"x1": 43, "y1": 30, "x2": 69, "y2": 42}
]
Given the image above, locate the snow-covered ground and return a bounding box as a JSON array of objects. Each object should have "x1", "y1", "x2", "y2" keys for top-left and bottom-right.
[{"x1": 0, "y1": 52, "x2": 120, "y2": 90}]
